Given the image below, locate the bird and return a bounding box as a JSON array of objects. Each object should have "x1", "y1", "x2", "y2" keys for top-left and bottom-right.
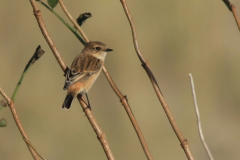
[{"x1": 62, "y1": 41, "x2": 113, "y2": 110}]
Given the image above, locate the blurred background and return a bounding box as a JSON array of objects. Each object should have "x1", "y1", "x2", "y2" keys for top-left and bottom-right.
[{"x1": 1, "y1": 0, "x2": 240, "y2": 159}]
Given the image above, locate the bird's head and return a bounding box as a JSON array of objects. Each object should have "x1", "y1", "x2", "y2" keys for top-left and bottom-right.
[{"x1": 84, "y1": 41, "x2": 113, "y2": 60}]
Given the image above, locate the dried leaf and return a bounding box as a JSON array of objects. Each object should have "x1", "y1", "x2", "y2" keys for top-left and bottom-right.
[
  {"x1": 30, "y1": 45, "x2": 45, "y2": 65},
  {"x1": 76, "y1": 12, "x2": 92, "y2": 26},
  {"x1": 0, "y1": 100, "x2": 7, "y2": 111},
  {"x1": 222, "y1": 0, "x2": 232, "y2": 11}
]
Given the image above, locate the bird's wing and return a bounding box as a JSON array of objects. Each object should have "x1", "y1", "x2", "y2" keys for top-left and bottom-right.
[{"x1": 63, "y1": 54, "x2": 102, "y2": 90}]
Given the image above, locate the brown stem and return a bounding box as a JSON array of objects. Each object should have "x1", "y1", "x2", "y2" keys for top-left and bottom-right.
[
  {"x1": 222, "y1": 1, "x2": 240, "y2": 31},
  {"x1": 77, "y1": 95, "x2": 115, "y2": 160},
  {"x1": 119, "y1": 0, "x2": 194, "y2": 159},
  {"x1": 102, "y1": 67, "x2": 154, "y2": 160},
  {"x1": 58, "y1": 0, "x2": 154, "y2": 159},
  {"x1": 29, "y1": 0, "x2": 66, "y2": 72},
  {"x1": 0, "y1": 87, "x2": 40, "y2": 160},
  {"x1": 29, "y1": 0, "x2": 115, "y2": 159},
  {"x1": 231, "y1": 4, "x2": 240, "y2": 31}
]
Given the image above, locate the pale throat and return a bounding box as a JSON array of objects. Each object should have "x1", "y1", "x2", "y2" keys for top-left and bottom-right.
[{"x1": 94, "y1": 51, "x2": 107, "y2": 60}]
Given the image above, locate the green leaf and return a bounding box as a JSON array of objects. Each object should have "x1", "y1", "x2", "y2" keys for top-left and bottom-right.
[
  {"x1": 0, "y1": 119, "x2": 7, "y2": 127},
  {"x1": 47, "y1": 0, "x2": 59, "y2": 9}
]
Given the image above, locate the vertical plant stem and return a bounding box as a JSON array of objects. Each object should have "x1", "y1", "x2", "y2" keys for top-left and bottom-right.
[
  {"x1": 189, "y1": 74, "x2": 214, "y2": 160},
  {"x1": 231, "y1": 4, "x2": 240, "y2": 31},
  {"x1": 77, "y1": 95, "x2": 115, "y2": 160},
  {"x1": 222, "y1": 1, "x2": 240, "y2": 31},
  {"x1": 29, "y1": 0, "x2": 66, "y2": 72},
  {"x1": 119, "y1": 0, "x2": 194, "y2": 159},
  {"x1": 12, "y1": 45, "x2": 45, "y2": 101},
  {"x1": 11, "y1": 66, "x2": 31, "y2": 101},
  {"x1": 102, "y1": 67, "x2": 153, "y2": 160}
]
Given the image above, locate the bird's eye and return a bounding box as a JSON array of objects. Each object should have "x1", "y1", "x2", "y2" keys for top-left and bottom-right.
[{"x1": 96, "y1": 47, "x2": 101, "y2": 51}]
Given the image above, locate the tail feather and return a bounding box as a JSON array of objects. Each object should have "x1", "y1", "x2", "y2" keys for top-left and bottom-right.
[{"x1": 62, "y1": 95, "x2": 74, "y2": 109}]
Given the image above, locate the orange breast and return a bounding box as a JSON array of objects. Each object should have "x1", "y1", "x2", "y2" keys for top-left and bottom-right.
[{"x1": 67, "y1": 68, "x2": 102, "y2": 97}]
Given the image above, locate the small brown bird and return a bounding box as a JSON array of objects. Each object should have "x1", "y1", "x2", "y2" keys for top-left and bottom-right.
[{"x1": 62, "y1": 41, "x2": 113, "y2": 109}]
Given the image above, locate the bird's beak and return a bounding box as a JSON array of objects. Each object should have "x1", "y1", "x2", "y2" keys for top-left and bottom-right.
[{"x1": 105, "y1": 48, "x2": 113, "y2": 52}]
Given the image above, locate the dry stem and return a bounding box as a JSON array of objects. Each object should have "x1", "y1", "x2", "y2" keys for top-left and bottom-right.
[
  {"x1": 29, "y1": 0, "x2": 114, "y2": 159},
  {"x1": 0, "y1": 87, "x2": 40, "y2": 160},
  {"x1": 189, "y1": 74, "x2": 214, "y2": 160},
  {"x1": 29, "y1": 0, "x2": 66, "y2": 72},
  {"x1": 231, "y1": 4, "x2": 240, "y2": 31},
  {"x1": 58, "y1": 0, "x2": 153, "y2": 159},
  {"x1": 119, "y1": 0, "x2": 194, "y2": 159},
  {"x1": 102, "y1": 67, "x2": 153, "y2": 160},
  {"x1": 77, "y1": 95, "x2": 114, "y2": 160},
  {"x1": 222, "y1": 0, "x2": 240, "y2": 31}
]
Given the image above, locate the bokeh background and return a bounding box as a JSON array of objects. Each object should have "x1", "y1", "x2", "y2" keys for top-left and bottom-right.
[{"x1": 1, "y1": 0, "x2": 240, "y2": 159}]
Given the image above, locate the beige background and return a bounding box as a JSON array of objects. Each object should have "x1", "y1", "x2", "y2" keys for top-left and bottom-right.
[{"x1": 1, "y1": 0, "x2": 240, "y2": 159}]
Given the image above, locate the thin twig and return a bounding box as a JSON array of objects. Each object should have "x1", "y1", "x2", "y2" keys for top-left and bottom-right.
[
  {"x1": 119, "y1": 0, "x2": 194, "y2": 159},
  {"x1": 29, "y1": 0, "x2": 66, "y2": 72},
  {"x1": 77, "y1": 95, "x2": 115, "y2": 160},
  {"x1": 102, "y1": 67, "x2": 153, "y2": 160},
  {"x1": 222, "y1": 0, "x2": 240, "y2": 31},
  {"x1": 58, "y1": 0, "x2": 154, "y2": 159},
  {"x1": 0, "y1": 87, "x2": 40, "y2": 160},
  {"x1": 29, "y1": 1, "x2": 115, "y2": 159},
  {"x1": 24, "y1": 138, "x2": 48, "y2": 160},
  {"x1": 0, "y1": 88, "x2": 11, "y2": 103},
  {"x1": 11, "y1": 46, "x2": 45, "y2": 101},
  {"x1": 231, "y1": 4, "x2": 240, "y2": 31},
  {"x1": 222, "y1": 0, "x2": 232, "y2": 11},
  {"x1": 189, "y1": 74, "x2": 214, "y2": 160}
]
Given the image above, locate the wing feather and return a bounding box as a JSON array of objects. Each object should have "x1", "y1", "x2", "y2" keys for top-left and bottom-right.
[{"x1": 63, "y1": 53, "x2": 102, "y2": 90}]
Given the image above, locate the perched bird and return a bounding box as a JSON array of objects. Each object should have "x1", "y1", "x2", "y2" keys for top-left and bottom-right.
[{"x1": 62, "y1": 41, "x2": 113, "y2": 109}]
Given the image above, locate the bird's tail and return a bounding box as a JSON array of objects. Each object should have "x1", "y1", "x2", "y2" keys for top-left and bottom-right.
[{"x1": 62, "y1": 95, "x2": 74, "y2": 109}]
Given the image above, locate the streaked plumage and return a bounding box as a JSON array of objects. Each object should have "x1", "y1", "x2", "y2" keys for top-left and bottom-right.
[{"x1": 62, "y1": 41, "x2": 113, "y2": 109}]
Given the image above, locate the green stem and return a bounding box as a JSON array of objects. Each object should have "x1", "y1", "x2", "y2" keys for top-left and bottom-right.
[
  {"x1": 38, "y1": 1, "x2": 86, "y2": 45},
  {"x1": 11, "y1": 65, "x2": 32, "y2": 101},
  {"x1": 11, "y1": 45, "x2": 44, "y2": 101}
]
